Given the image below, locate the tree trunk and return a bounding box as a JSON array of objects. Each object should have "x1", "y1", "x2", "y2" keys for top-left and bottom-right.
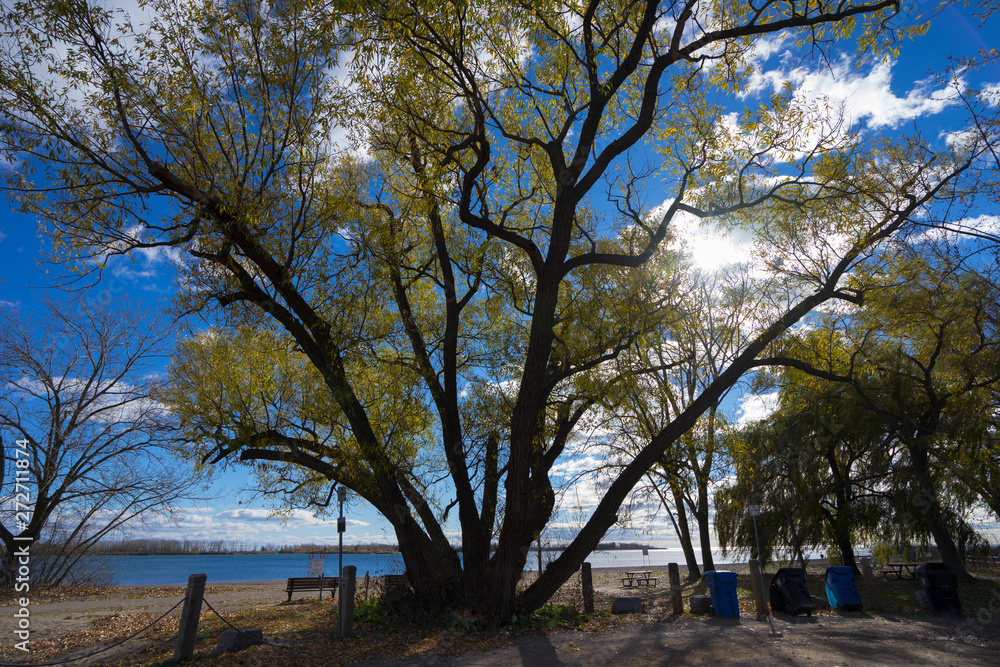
[
  {"x1": 670, "y1": 480, "x2": 702, "y2": 581},
  {"x1": 824, "y1": 444, "x2": 859, "y2": 574},
  {"x1": 908, "y1": 440, "x2": 971, "y2": 578},
  {"x1": 694, "y1": 483, "x2": 716, "y2": 572},
  {"x1": 649, "y1": 474, "x2": 700, "y2": 581},
  {"x1": 390, "y1": 510, "x2": 464, "y2": 604},
  {"x1": 489, "y1": 267, "x2": 563, "y2": 622},
  {"x1": 692, "y1": 407, "x2": 717, "y2": 572},
  {"x1": 0, "y1": 540, "x2": 13, "y2": 588},
  {"x1": 829, "y1": 511, "x2": 859, "y2": 573}
]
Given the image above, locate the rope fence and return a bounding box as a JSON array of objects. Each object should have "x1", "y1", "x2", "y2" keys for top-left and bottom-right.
[
  {"x1": 0, "y1": 570, "x2": 323, "y2": 666},
  {"x1": 202, "y1": 598, "x2": 289, "y2": 650},
  {"x1": 0, "y1": 598, "x2": 184, "y2": 667}
]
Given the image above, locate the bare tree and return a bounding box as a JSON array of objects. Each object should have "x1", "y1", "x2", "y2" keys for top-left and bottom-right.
[{"x1": 0, "y1": 296, "x2": 201, "y2": 585}]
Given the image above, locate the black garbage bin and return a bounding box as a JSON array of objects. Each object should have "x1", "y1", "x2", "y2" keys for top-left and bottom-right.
[
  {"x1": 914, "y1": 562, "x2": 962, "y2": 617},
  {"x1": 769, "y1": 567, "x2": 816, "y2": 616}
]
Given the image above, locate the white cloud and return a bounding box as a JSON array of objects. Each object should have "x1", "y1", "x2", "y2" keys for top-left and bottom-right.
[
  {"x1": 982, "y1": 81, "x2": 1000, "y2": 106},
  {"x1": 550, "y1": 455, "x2": 608, "y2": 477},
  {"x1": 748, "y1": 33, "x2": 790, "y2": 67},
  {"x1": 132, "y1": 504, "x2": 373, "y2": 546},
  {"x1": 963, "y1": 214, "x2": 1000, "y2": 237},
  {"x1": 913, "y1": 213, "x2": 1000, "y2": 244},
  {"x1": 744, "y1": 58, "x2": 960, "y2": 129},
  {"x1": 736, "y1": 391, "x2": 780, "y2": 428},
  {"x1": 214, "y1": 508, "x2": 365, "y2": 528}
]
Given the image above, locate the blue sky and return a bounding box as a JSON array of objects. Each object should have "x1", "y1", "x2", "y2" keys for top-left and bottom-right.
[{"x1": 1, "y1": 1, "x2": 999, "y2": 551}]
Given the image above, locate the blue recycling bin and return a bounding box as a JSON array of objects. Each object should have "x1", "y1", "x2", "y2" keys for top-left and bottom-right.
[
  {"x1": 825, "y1": 566, "x2": 863, "y2": 611},
  {"x1": 704, "y1": 570, "x2": 740, "y2": 618}
]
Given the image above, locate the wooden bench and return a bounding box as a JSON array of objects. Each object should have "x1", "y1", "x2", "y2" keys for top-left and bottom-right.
[{"x1": 285, "y1": 576, "x2": 338, "y2": 601}]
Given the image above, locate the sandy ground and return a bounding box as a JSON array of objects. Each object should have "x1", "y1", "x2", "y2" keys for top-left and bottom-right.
[
  {"x1": 2, "y1": 567, "x2": 1000, "y2": 665},
  {"x1": 1, "y1": 580, "x2": 294, "y2": 644}
]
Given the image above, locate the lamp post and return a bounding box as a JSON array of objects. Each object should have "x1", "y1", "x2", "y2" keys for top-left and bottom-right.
[{"x1": 337, "y1": 485, "x2": 347, "y2": 638}]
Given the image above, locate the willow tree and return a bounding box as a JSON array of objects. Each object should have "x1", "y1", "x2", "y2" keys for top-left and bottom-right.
[
  {"x1": 831, "y1": 245, "x2": 1000, "y2": 576},
  {"x1": 720, "y1": 244, "x2": 1000, "y2": 576},
  {"x1": 2, "y1": 0, "x2": 995, "y2": 619},
  {"x1": 716, "y1": 360, "x2": 897, "y2": 572}
]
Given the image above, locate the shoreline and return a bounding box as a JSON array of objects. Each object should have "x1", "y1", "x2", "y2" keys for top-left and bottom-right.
[
  {"x1": 103, "y1": 558, "x2": 829, "y2": 586},
  {"x1": 18, "y1": 559, "x2": 829, "y2": 594}
]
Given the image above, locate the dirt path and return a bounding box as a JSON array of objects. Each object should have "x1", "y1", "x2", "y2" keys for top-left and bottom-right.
[{"x1": 358, "y1": 613, "x2": 1000, "y2": 666}]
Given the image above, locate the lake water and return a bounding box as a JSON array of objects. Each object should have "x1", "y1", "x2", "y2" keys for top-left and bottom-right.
[
  {"x1": 94, "y1": 552, "x2": 406, "y2": 586},
  {"x1": 93, "y1": 548, "x2": 752, "y2": 586}
]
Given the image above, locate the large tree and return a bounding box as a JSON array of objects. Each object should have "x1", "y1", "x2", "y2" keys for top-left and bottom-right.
[
  {"x1": 716, "y1": 363, "x2": 899, "y2": 572},
  {"x1": 1, "y1": 0, "x2": 996, "y2": 619}
]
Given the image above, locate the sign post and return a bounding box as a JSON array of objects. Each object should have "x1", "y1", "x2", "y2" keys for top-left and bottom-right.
[
  {"x1": 337, "y1": 486, "x2": 347, "y2": 638},
  {"x1": 308, "y1": 553, "x2": 325, "y2": 598},
  {"x1": 749, "y1": 504, "x2": 763, "y2": 569}
]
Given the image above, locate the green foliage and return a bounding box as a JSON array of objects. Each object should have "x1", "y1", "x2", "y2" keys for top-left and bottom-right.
[
  {"x1": 503, "y1": 603, "x2": 590, "y2": 631},
  {"x1": 352, "y1": 598, "x2": 392, "y2": 627}
]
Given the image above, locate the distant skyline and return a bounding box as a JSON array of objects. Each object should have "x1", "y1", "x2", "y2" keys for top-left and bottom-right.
[{"x1": 2, "y1": 0, "x2": 998, "y2": 551}]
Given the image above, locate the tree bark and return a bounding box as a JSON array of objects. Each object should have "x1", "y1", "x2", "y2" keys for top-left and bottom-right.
[
  {"x1": 694, "y1": 484, "x2": 716, "y2": 573},
  {"x1": 670, "y1": 480, "x2": 702, "y2": 581},
  {"x1": 908, "y1": 439, "x2": 972, "y2": 579}
]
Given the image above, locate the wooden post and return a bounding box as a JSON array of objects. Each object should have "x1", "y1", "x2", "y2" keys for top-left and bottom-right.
[
  {"x1": 668, "y1": 563, "x2": 683, "y2": 615},
  {"x1": 749, "y1": 559, "x2": 768, "y2": 619},
  {"x1": 340, "y1": 566, "x2": 357, "y2": 637},
  {"x1": 173, "y1": 573, "x2": 206, "y2": 661},
  {"x1": 860, "y1": 557, "x2": 881, "y2": 610},
  {"x1": 581, "y1": 562, "x2": 594, "y2": 614}
]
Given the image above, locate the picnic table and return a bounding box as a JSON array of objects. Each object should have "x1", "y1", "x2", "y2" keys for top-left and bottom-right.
[
  {"x1": 621, "y1": 570, "x2": 657, "y2": 588},
  {"x1": 879, "y1": 563, "x2": 918, "y2": 581}
]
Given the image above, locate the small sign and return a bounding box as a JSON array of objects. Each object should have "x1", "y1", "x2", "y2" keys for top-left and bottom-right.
[
  {"x1": 308, "y1": 559, "x2": 324, "y2": 576},
  {"x1": 748, "y1": 504, "x2": 761, "y2": 516}
]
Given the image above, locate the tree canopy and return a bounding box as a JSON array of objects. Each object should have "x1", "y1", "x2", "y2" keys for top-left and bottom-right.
[{"x1": 718, "y1": 242, "x2": 1000, "y2": 574}]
